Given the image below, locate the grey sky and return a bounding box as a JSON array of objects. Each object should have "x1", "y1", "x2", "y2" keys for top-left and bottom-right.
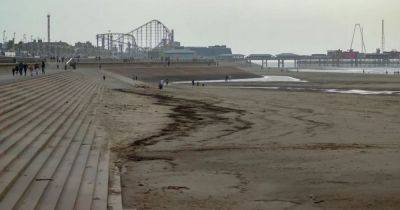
[{"x1": 1, "y1": 0, "x2": 399, "y2": 54}]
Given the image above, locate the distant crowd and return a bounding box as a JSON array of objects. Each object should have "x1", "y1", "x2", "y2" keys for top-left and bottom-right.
[{"x1": 12, "y1": 61, "x2": 46, "y2": 77}]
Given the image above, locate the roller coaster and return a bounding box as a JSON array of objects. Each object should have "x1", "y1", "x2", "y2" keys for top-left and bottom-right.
[{"x1": 96, "y1": 20, "x2": 175, "y2": 58}]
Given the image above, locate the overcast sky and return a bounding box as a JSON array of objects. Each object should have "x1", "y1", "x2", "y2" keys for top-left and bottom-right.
[{"x1": 1, "y1": 0, "x2": 399, "y2": 54}]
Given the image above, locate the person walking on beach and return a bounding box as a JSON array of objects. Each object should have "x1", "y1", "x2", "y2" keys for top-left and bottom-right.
[
  {"x1": 159, "y1": 80, "x2": 164, "y2": 89},
  {"x1": 41, "y1": 61, "x2": 46, "y2": 74},
  {"x1": 192, "y1": 79, "x2": 195, "y2": 86}
]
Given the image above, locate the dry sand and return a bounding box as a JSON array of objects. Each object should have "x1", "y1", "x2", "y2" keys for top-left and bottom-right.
[{"x1": 97, "y1": 64, "x2": 400, "y2": 210}]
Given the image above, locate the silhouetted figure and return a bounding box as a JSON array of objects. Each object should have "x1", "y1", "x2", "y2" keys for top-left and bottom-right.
[
  {"x1": 103, "y1": 75, "x2": 106, "y2": 80},
  {"x1": 18, "y1": 62, "x2": 24, "y2": 76},
  {"x1": 159, "y1": 80, "x2": 164, "y2": 89},
  {"x1": 192, "y1": 80, "x2": 195, "y2": 86},
  {"x1": 41, "y1": 61, "x2": 46, "y2": 74},
  {"x1": 12, "y1": 66, "x2": 17, "y2": 76},
  {"x1": 23, "y1": 64, "x2": 28, "y2": 76}
]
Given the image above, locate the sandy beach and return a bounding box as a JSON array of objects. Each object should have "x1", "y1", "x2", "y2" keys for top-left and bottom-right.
[{"x1": 94, "y1": 63, "x2": 400, "y2": 210}]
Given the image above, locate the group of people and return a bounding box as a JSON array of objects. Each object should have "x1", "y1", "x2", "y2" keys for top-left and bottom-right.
[{"x1": 12, "y1": 61, "x2": 46, "y2": 77}]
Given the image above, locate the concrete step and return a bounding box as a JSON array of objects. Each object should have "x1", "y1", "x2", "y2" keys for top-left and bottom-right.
[
  {"x1": 14, "y1": 86, "x2": 101, "y2": 210},
  {"x1": 91, "y1": 128, "x2": 110, "y2": 210},
  {"x1": 0, "y1": 71, "x2": 111, "y2": 210},
  {"x1": 0, "y1": 76, "x2": 85, "y2": 128},
  {"x1": 75, "y1": 90, "x2": 107, "y2": 210},
  {"x1": 0, "y1": 77, "x2": 90, "y2": 142},
  {"x1": 0, "y1": 73, "x2": 79, "y2": 110},
  {"x1": 74, "y1": 129, "x2": 102, "y2": 210},
  {"x1": 0, "y1": 72, "x2": 69, "y2": 99},
  {"x1": 0, "y1": 80, "x2": 94, "y2": 159},
  {"x1": 36, "y1": 120, "x2": 93, "y2": 209},
  {"x1": 0, "y1": 81, "x2": 97, "y2": 199},
  {"x1": 0, "y1": 84, "x2": 98, "y2": 209},
  {"x1": 0, "y1": 72, "x2": 63, "y2": 93},
  {"x1": 55, "y1": 120, "x2": 96, "y2": 210}
]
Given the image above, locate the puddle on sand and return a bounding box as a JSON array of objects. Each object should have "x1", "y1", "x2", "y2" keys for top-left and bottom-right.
[
  {"x1": 231, "y1": 86, "x2": 400, "y2": 95},
  {"x1": 325, "y1": 89, "x2": 400, "y2": 95},
  {"x1": 172, "y1": 76, "x2": 306, "y2": 84}
]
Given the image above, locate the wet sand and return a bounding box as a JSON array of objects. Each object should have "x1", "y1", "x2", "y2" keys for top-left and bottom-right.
[
  {"x1": 103, "y1": 64, "x2": 259, "y2": 83},
  {"x1": 98, "y1": 64, "x2": 400, "y2": 210}
]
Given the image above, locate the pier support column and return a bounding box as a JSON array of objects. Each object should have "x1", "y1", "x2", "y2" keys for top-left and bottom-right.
[
  {"x1": 282, "y1": 60, "x2": 285, "y2": 68},
  {"x1": 278, "y1": 60, "x2": 281, "y2": 68}
]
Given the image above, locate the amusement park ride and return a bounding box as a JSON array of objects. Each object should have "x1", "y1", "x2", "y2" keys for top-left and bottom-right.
[{"x1": 95, "y1": 20, "x2": 175, "y2": 58}]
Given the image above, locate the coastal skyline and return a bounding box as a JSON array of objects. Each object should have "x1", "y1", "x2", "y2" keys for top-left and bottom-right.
[{"x1": 1, "y1": 0, "x2": 400, "y2": 55}]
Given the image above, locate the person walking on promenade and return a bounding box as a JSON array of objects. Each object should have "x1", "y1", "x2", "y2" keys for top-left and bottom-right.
[
  {"x1": 34, "y1": 63, "x2": 39, "y2": 75},
  {"x1": 41, "y1": 61, "x2": 46, "y2": 74},
  {"x1": 29, "y1": 64, "x2": 34, "y2": 76},
  {"x1": 23, "y1": 64, "x2": 28, "y2": 76},
  {"x1": 12, "y1": 66, "x2": 16, "y2": 76},
  {"x1": 18, "y1": 62, "x2": 24, "y2": 76}
]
